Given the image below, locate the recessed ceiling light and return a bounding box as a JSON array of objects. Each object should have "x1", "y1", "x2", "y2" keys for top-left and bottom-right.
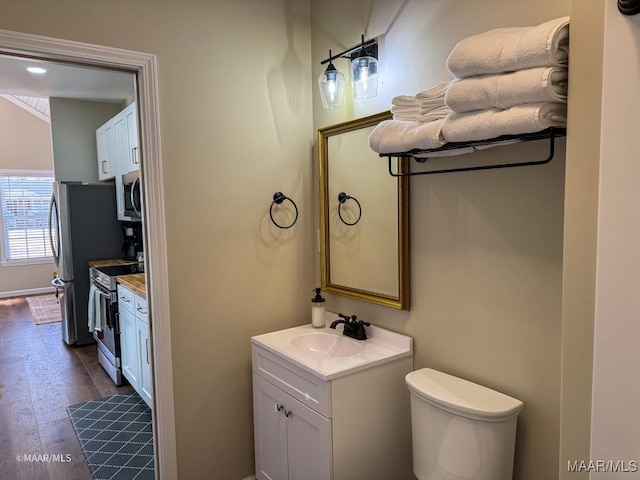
[{"x1": 26, "y1": 67, "x2": 48, "y2": 74}]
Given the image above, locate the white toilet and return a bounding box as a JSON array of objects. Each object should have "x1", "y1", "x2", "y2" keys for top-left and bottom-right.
[{"x1": 405, "y1": 368, "x2": 524, "y2": 480}]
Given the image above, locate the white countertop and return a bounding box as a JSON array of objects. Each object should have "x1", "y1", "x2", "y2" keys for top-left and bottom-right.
[{"x1": 251, "y1": 312, "x2": 413, "y2": 380}]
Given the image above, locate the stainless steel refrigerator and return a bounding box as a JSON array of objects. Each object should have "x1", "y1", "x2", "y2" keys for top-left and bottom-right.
[{"x1": 48, "y1": 181, "x2": 124, "y2": 346}]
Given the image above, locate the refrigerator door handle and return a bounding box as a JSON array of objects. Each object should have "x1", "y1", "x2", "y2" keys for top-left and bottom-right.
[{"x1": 48, "y1": 191, "x2": 60, "y2": 267}]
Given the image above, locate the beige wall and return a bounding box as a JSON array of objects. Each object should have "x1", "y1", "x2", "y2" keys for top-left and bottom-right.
[
  {"x1": 49, "y1": 98, "x2": 122, "y2": 182},
  {"x1": 590, "y1": 1, "x2": 640, "y2": 478},
  {"x1": 0, "y1": 0, "x2": 313, "y2": 478},
  {"x1": 311, "y1": 1, "x2": 569, "y2": 479},
  {"x1": 0, "y1": 97, "x2": 55, "y2": 295},
  {"x1": 560, "y1": 1, "x2": 605, "y2": 478}
]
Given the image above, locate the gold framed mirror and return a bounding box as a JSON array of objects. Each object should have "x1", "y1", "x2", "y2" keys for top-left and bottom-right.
[{"x1": 318, "y1": 111, "x2": 410, "y2": 310}]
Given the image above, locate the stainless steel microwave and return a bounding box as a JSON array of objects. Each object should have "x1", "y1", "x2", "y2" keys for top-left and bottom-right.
[{"x1": 122, "y1": 171, "x2": 142, "y2": 220}]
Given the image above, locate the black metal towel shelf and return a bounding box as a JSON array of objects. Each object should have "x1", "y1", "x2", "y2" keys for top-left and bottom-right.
[{"x1": 382, "y1": 127, "x2": 566, "y2": 177}]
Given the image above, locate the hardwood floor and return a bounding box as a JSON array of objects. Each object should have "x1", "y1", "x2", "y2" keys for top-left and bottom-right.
[{"x1": 0, "y1": 297, "x2": 133, "y2": 480}]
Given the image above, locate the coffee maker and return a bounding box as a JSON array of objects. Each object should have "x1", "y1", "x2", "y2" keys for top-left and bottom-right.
[{"x1": 122, "y1": 224, "x2": 141, "y2": 260}]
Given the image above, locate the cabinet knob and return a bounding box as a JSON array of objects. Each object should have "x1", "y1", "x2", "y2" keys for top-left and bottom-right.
[
  {"x1": 284, "y1": 409, "x2": 292, "y2": 417},
  {"x1": 276, "y1": 404, "x2": 284, "y2": 412}
]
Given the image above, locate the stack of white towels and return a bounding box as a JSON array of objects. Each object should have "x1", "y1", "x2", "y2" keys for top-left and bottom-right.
[
  {"x1": 369, "y1": 16, "x2": 570, "y2": 154},
  {"x1": 370, "y1": 82, "x2": 451, "y2": 154}
]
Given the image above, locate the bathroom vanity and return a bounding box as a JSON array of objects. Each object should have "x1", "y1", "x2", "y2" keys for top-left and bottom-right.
[{"x1": 251, "y1": 315, "x2": 414, "y2": 480}]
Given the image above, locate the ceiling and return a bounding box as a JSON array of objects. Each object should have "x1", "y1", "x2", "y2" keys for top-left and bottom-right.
[{"x1": 0, "y1": 54, "x2": 135, "y2": 103}]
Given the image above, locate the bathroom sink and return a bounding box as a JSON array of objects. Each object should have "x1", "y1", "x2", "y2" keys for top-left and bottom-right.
[
  {"x1": 291, "y1": 332, "x2": 362, "y2": 358},
  {"x1": 251, "y1": 313, "x2": 413, "y2": 380}
]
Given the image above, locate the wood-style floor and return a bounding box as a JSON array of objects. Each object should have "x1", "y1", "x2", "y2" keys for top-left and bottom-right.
[{"x1": 0, "y1": 296, "x2": 133, "y2": 480}]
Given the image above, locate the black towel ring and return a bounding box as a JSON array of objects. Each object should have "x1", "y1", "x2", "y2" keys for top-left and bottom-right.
[
  {"x1": 337, "y1": 192, "x2": 362, "y2": 226},
  {"x1": 269, "y1": 192, "x2": 298, "y2": 229}
]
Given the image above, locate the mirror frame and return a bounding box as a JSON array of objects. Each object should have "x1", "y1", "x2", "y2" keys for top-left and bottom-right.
[{"x1": 318, "y1": 111, "x2": 410, "y2": 310}]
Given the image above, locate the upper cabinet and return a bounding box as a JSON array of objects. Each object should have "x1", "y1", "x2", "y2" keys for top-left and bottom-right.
[
  {"x1": 97, "y1": 101, "x2": 139, "y2": 181},
  {"x1": 96, "y1": 120, "x2": 116, "y2": 181},
  {"x1": 113, "y1": 102, "x2": 140, "y2": 176},
  {"x1": 96, "y1": 102, "x2": 141, "y2": 221}
]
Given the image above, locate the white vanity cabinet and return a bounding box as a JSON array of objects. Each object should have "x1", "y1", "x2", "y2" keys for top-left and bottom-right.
[
  {"x1": 96, "y1": 119, "x2": 116, "y2": 180},
  {"x1": 118, "y1": 284, "x2": 152, "y2": 408},
  {"x1": 253, "y1": 374, "x2": 331, "y2": 480},
  {"x1": 251, "y1": 322, "x2": 414, "y2": 480}
]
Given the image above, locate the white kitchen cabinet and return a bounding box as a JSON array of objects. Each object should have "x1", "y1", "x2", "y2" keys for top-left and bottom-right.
[
  {"x1": 118, "y1": 286, "x2": 138, "y2": 390},
  {"x1": 135, "y1": 295, "x2": 152, "y2": 408},
  {"x1": 118, "y1": 284, "x2": 152, "y2": 408},
  {"x1": 96, "y1": 102, "x2": 140, "y2": 220},
  {"x1": 253, "y1": 374, "x2": 331, "y2": 480},
  {"x1": 114, "y1": 102, "x2": 139, "y2": 176},
  {"x1": 252, "y1": 343, "x2": 414, "y2": 480},
  {"x1": 125, "y1": 102, "x2": 140, "y2": 173},
  {"x1": 96, "y1": 119, "x2": 116, "y2": 180}
]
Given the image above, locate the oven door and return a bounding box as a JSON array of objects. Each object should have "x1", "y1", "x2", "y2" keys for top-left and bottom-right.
[{"x1": 94, "y1": 285, "x2": 123, "y2": 385}]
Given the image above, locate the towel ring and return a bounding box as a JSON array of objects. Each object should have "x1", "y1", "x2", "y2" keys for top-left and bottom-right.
[
  {"x1": 269, "y1": 192, "x2": 298, "y2": 229},
  {"x1": 337, "y1": 192, "x2": 362, "y2": 226}
]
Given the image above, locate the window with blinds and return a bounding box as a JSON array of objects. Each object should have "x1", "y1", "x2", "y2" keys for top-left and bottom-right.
[{"x1": 0, "y1": 171, "x2": 54, "y2": 264}]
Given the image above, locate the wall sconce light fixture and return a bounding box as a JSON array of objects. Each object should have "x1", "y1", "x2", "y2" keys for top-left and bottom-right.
[
  {"x1": 318, "y1": 49, "x2": 346, "y2": 109},
  {"x1": 319, "y1": 35, "x2": 378, "y2": 109}
]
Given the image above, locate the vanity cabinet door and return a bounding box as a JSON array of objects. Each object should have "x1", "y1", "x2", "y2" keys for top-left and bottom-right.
[
  {"x1": 253, "y1": 374, "x2": 332, "y2": 480},
  {"x1": 253, "y1": 374, "x2": 289, "y2": 480},
  {"x1": 286, "y1": 391, "x2": 332, "y2": 480}
]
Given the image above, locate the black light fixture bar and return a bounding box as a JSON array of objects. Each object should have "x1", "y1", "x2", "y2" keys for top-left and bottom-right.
[
  {"x1": 619, "y1": 0, "x2": 640, "y2": 15},
  {"x1": 320, "y1": 35, "x2": 377, "y2": 65}
]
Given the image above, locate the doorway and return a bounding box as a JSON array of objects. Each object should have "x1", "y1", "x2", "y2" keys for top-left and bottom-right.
[{"x1": 0, "y1": 29, "x2": 175, "y2": 479}]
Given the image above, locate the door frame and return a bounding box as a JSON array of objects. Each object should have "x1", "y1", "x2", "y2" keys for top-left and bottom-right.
[{"x1": 0, "y1": 29, "x2": 176, "y2": 479}]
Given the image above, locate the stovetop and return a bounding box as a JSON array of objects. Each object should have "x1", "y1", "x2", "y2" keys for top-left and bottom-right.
[
  {"x1": 95, "y1": 263, "x2": 144, "y2": 277},
  {"x1": 91, "y1": 262, "x2": 144, "y2": 292}
]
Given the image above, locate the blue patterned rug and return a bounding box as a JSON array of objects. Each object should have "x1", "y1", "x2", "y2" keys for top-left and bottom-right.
[{"x1": 66, "y1": 392, "x2": 155, "y2": 480}]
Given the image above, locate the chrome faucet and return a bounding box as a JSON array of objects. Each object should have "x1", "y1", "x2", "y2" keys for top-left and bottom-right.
[{"x1": 330, "y1": 313, "x2": 370, "y2": 341}]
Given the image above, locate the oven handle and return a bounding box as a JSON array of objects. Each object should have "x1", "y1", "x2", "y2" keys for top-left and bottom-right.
[{"x1": 93, "y1": 283, "x2": 115, "y2": 329}]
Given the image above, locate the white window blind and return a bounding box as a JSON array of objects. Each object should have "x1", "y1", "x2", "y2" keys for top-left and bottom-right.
[{"x1": 0, "y1": 172, "x2": 54, "y2": 263}]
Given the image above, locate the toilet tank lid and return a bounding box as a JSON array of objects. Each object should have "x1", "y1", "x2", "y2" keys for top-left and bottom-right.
[{"x1": 406, "y1": 368, "x2": 524, "y2": 421}]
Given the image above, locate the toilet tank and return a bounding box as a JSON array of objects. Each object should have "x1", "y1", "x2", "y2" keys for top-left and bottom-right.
[{"x1": 406, "y1": 368, "x2": 524, "y2": 480}]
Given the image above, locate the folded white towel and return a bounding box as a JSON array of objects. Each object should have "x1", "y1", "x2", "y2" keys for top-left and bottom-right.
[
  {"x1": 445, "y1": 67, "x2": 568, "y2": 113},
  {"x1": 441, "y1": 102, "x2": 567, "y2": 143},
  {"x1": 391, "y1": 95, "x2": 418, "y2": 107},
  {"x1": 415, "y1": 81, "x2": 451, "y2": 100},
  {"x1": 391, "y1": 104, "x2": 420, "y2": 121},
  {"x1": 369, "y1": 119, "x2": 446, "y2": 154},
  {"x1": 447, "y1": 16, "x2": 570, "y2": 78},
  {"x1": 417, "y1": 105, "x2": 452, "y2": 123}
]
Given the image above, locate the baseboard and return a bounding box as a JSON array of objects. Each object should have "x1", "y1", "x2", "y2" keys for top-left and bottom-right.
[{"x1": 0, "y1": 287, "x2": 56, "y2": 299}]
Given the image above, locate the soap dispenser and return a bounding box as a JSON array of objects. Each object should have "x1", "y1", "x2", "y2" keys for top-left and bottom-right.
[{"x1": 311, "y1": 288, "x2": 326, "y2": 328}]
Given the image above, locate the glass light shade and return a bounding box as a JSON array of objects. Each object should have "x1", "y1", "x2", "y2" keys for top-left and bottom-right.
[
  {"x1": 318, "y1": 64, "x2": 345, "y2": 109},
  {"x1": 351, "y1": 55, "x2": 378, "y2": 99}
]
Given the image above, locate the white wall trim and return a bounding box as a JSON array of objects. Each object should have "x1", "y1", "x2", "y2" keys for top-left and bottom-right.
[
  {"x1": 0, "y1": 28, "x2": 177, "y2": 479},
  {"x1": 0, "y1": 287, "x2": 55, "y2": 298}
]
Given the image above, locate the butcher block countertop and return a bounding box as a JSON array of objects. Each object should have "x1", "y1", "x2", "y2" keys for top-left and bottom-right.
[
  {"x1": 88, "y1": 259, "x2": 138, "y2": 268},
  {"x1": 116, "y1": 274, "x2": 146, "y2": 299}
]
